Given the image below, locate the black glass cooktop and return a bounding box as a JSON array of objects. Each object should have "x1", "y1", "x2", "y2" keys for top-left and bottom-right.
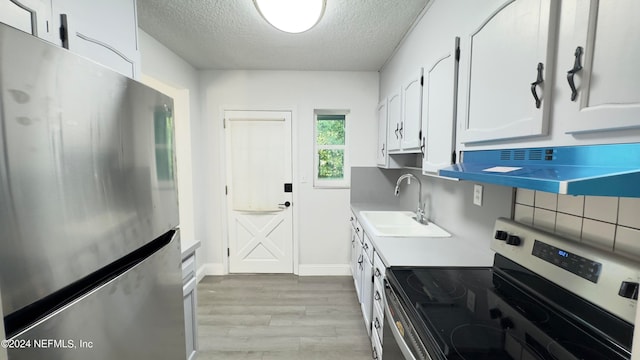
[{"x1": 386, "y1": 255, "x2": 633, "y2": 360}]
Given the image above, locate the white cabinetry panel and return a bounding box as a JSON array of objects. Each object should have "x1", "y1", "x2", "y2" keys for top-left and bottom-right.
[
  {"x1": 401, "y1": 69, "x2": 423, "y2": 151},
  {"x1": 387, "y1": 91, "x2": 402, "y2": 152},
  {"x1": 376, "y1": 100, "x2": 388, "y2": 167},
  {"x1": 422, "y1": 38, "x2": 460, "y2": 174},
  {"x1": 1, "y1": 0, "x2": 53, "y2": 42},
  {"x1": 459, "y1": 0, "x2": 559, "y2": 144},
  {"x1": 560, "y1": 0, "x2": 640, "y2": 134},
  {"x1": 52, "y1": 0, "x2": 139, "y2": 78}
]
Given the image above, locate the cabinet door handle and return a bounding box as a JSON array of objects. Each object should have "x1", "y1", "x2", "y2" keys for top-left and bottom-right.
[
  {"x1": 394, "y1": 123, "x2": 399, "y2": 139},
  {"x1": 358, "y1": 255, "x2": 363, "y2": 264},
  {"x1": 59, "y1": 14, "x2": 69, "y2": 49},
  {"x1": 374, "y1": 318, "x2": 381, "y2": 330},
  {"x1": 374, "y1": 291, "x2": 381, "y2": 301},
  {"x1": 372, "y1": 346, "x2": 379, "y2": 360},
  {"x1": 381, "y1": 143, "x2": 385, "y2": 157},
  {"x1": 398, "y1": 122, "x2": 404, "y2": 138},
  {"x1": 530, "y1": 62, "x2": 544, "y2": 109},
  {"x1": 364, "y1": 243, "x2": 369, "y2": 251},
  {"x1": 374, "y1": 268, "x2": 381, "y2": 278},
  {"x1": 420, "y1": 137, "x2": 426, "y2": 158},
  {"x1": 567, "y1": 46, "x2": 583, "y2": 101}
]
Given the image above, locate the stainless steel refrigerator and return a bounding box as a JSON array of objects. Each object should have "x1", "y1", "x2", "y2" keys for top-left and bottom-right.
[{"x1": 0, "y1": 23, "x2": 186, "y2": 359}]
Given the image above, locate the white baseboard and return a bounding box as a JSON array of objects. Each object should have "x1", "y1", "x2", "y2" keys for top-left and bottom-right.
[
  {"x1": 196, "y1": 262, "x2": 225, "y2": 283},
  {"x1": 298, "y1": 264, "x2": 351, "y2": 276},
  {"x1": 196, "y1": 263, "x2": 351, "y2": 279}
]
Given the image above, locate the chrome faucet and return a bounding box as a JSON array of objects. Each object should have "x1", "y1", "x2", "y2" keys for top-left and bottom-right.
[{"x1": 394, "y1": 173, "x2": 427, "y2": 225}]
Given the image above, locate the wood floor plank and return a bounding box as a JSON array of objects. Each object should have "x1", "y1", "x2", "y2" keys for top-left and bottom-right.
[{"x1": 196, "y1": 274, "x2": 371, "y2": 360}]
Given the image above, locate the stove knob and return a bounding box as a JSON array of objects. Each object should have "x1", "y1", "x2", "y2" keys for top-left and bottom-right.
[
  {"x1": 494, "y1": 230, "x2": 508, "y2": 241},
  {"x1": 618, "y1": 281, "x2": 639, "y2": 300},
  {"x1": 500, "y1": 317, "x2": 514, "y2": 329},
  {"x1": 507, "y1": 235, "x2": 521, "y2": 246},
  {"x1": 489, "y1": 308, "x2": 502, "y2": 319}
]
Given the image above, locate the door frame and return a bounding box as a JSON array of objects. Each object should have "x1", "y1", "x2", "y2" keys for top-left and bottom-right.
[{"x1": 218, "y1": 106, "x2": 299, "y2": 275}]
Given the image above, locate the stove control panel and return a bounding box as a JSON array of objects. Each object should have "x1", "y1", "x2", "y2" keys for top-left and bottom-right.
[
  {"x1": 491, "y1": 218, "x2": 640, "y2": 325},
  {"x1": 532, "y1": 240, "x2": 601, "y2": 283}
]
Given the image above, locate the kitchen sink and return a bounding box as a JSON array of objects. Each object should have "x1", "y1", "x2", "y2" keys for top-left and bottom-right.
[{"x1": 359, "y1": 211, "x2": 451, "y2": 238}]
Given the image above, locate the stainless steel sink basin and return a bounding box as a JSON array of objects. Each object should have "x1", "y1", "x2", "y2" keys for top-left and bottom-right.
[{"x1": 359, "y1": 211, "x2": 451, "y2": 237}]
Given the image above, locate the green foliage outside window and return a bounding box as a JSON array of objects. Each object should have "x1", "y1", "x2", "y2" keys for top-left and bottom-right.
[
  {"x1": 154, "y1": 108, "x2": 175, "y2": 181},
  {"x1": 316, "y1": 115, "x2": 346, "y2": 180},
  {"x1": 316, "y1": 116, "x2": 345, "y2": 145},
  {"x1": 318, "y1": 149, "x2": 344, "y2": 179}
]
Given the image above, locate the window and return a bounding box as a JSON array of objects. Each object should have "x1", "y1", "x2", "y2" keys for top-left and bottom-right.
[
  {"x1": 154, "y1": 106, "x2": 175, "y2": 184},
  {"x1": 314, "y1": 111, "x2": 349, "y2": 188}
]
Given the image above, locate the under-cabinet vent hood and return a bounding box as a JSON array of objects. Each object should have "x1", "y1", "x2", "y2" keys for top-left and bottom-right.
[{"x1": 438, "y1": 143, "x2": 640, "y2": 197}]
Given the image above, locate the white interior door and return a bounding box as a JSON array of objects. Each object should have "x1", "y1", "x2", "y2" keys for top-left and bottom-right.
[{"x1": 225, "y1": 110, "x2": 293, "y2": 273}]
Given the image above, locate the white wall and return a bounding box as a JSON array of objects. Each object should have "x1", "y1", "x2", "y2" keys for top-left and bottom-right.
[
  {"x1": 199, "y1": 70, "x2": 379, "y2": 275},
  {"x1": 138, "y1": 30, "x2": 205, "y2": 269}
]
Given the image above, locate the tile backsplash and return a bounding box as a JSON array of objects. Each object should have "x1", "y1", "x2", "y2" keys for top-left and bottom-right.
[{"x1": 514, "y1": 189, "x2": 640, "y2": 260}]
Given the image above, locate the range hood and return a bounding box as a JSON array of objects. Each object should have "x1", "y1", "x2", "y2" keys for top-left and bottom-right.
[{"x1": 438, "y1": 143, "x2": 640, "y2": 197}]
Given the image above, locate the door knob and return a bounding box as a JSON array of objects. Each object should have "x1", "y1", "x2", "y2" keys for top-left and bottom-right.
[{"x1": 278, "y1": 201, "x2": 291, "y2": 207}]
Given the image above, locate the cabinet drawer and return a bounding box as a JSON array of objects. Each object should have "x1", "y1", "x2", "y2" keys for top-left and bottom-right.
[
  {"x1": 373, "y1": 278, "x2": 385, "y2": 317},
  {"x1": 373, "y1": 252, "x2": 385, "y2": 283},
  {"x1": 350, "y1": 212, "x2": 364, "y2": 243},
  {"x1": 182, "y1": 253, "x2": 196, "y2": 281},
  {"x1": 372, "y1": 301, "x2": 384, "y2": 345},
  {"x1": 372, "y1": 319, "x2": 383, "y2": 360},
  {"x1": 363, "y1": 233, "x2": 374, "y2": 261}
]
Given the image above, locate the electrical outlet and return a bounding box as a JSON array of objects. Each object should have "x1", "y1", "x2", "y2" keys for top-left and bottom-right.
[{"x1": 473, "y1": 184, "x2": 483, "y2": 206}]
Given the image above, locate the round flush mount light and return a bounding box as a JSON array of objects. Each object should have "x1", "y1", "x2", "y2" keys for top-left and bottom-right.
[{"x1": 253, "y1": 0, "x2": 326, "y2": 34}]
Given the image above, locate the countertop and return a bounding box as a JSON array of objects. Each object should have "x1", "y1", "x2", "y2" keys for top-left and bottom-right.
[
  {"x1": 351, "y1": 202, "x2": 495, "y2": 268},
  {"x1": 181, "y1": 239, "x2": 201, "y2": 261}
]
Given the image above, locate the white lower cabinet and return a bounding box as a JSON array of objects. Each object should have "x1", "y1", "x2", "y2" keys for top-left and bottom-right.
[
  {"x1": 361, "y1": 234, "x2": 375, "y2": 336},
  {"x1": 350, "y1": 211, "x2": 388, "y2": 358},
  {"x1": 372, "y1": 321, "x2": 383, "y2": 360},
  {"x1": 350, "y1": 213, "x2": 364, "y2": 303},
  {"x1": 371, "y1": 252, "x2": 386, "y2": 359},
  {"x1": 182, "y1": 252, "x2": 198, "y2": 360}
]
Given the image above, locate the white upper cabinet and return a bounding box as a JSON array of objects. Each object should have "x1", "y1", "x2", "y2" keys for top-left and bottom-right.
[
  {"x1": 1, "y1": 0, "x2": 55, "y2": 42},
  {"x1": 52, "y1": 0, "x2": 140, "y2": 78},
  {"x1": 458, "y1": 0, "x2": 559, "y2": 144},
  {"x1": 400, "y1": 69, "x2": 423, "y2": 152},
  {"x1": 376, "y1": 99, "x2": 388, "y2": 167},
  {"x1": 387, "y1": 90, "x2": 402, "y2": 152},
  {"x1": 422, "y1": 38, "x2": 460, "y2": 174},
  {"x1": 558, "y1": 1, "x2": 640, "y2": 134}
]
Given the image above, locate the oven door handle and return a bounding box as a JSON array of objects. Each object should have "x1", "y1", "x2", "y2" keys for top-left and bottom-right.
[{"x1": 384, "y1": 302, "x2": 418, "y2": 360}]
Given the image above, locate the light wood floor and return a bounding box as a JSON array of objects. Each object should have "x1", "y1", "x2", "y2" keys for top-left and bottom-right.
[{"x1": 196, "y1": 274, "x2": 372, "y2": 360}]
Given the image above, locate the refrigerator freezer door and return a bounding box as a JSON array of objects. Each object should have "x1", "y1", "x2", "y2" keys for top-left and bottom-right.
[
  {"x1": 0, "y1": 23, "x2": 179, "y2": 315},
  {"x1": 7, "y1": 232, "x2": 186, "y2": 360}
]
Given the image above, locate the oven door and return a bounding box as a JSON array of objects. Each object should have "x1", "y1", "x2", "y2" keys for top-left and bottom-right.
[{"x1": 383, "y1": 280, "x2": 431, "y2": 360}]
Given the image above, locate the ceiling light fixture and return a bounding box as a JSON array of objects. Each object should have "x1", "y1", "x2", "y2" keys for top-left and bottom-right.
[{"x1": 253, "y1": 0, "x2": 326, "y2": 34}]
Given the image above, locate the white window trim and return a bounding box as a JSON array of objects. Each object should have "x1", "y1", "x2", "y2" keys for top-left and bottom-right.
[{"x1": 313, "y1": 109, "x2": 350, "y2": 189}]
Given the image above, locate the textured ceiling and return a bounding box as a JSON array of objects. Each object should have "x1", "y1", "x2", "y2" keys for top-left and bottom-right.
[{"x1": 136, "y1": 0, "x2": 429, "y2": 71}]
